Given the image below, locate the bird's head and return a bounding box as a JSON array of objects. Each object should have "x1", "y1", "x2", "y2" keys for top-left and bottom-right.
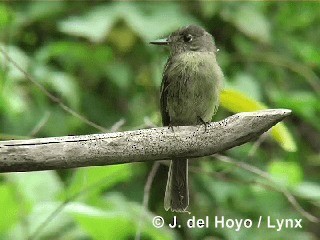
[{"x1": 150, "y1": 25, "x2": 217, "y2": 55}]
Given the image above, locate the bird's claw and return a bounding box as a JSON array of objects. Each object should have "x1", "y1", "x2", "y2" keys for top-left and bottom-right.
[
  {"x1": 168, "y1": 124, "x2": 174, "y2": 132},
  {"x1": 197, "y1": 116, "x2": 210, "y2": 133}
]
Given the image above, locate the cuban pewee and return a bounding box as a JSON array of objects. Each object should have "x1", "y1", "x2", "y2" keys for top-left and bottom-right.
[{"x1": 150, "y1": 25, "x2": 224, "y2": 212}]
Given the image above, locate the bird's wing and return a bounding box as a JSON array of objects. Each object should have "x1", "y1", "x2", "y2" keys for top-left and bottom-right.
[{"x1": 160, "y1": 58, "x2": 171, "y2": 126}]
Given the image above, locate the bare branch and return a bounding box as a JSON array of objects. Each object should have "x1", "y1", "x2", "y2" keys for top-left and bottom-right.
[{"x1": 0, "y1": 109, "x2": 291, "y2": 173}]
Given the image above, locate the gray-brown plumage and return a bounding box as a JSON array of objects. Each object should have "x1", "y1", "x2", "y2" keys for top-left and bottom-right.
[{"x1": 150, "y1": 25, "x2": 224, "y2": 212}]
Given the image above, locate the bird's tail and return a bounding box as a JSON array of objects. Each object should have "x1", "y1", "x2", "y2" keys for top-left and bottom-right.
[{"x1": 164, "y1": 158, "x2": 189, "y2": 212}]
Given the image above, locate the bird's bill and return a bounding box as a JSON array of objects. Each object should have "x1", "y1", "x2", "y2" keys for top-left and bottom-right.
[{"x1": 149, "y1": 38, "x2": 170, "y2": 45}]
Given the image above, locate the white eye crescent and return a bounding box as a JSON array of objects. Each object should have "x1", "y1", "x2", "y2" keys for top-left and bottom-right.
[{"x1": 183, "y1": 34, "x2": 193, "y2": 42}]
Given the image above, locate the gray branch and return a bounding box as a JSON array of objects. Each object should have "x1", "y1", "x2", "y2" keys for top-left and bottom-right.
[{"x1": 0, "y1": 109, "x2": 291, "y2": 173}]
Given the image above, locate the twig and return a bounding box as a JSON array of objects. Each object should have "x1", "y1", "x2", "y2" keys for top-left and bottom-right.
[
  {"x1": 27, "y1": 171, "x2": 120, "y2": 240},
  {"x1": 29, "y1": 112, "x2": 51, "y2": 137},
  {"x1": 248, "y1": 131, "x2": 269, "y2": 157},
  {"x1": 110, "y1": 118, "x2": 126, "y2": 132},
  {"x1": 214, "y1": 154, "x2": 320, "y2": 223},
  {"x1": 234, "y1": 52, "x2": 320, "y2": 95},
  {"x1": 143, "y1": 117, "x2": 157, "y2": 128},
  {"x1": 0, "y1": 47, "x2": 107, "y2": 132},
  {"x1": 135, "y1": 162, "x2": 160, "y2": 240}
]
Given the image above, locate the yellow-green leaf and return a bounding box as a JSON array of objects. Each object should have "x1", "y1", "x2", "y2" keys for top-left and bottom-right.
[{"x1": 220, "y1": 89, "x2": 297, "y2": 152}]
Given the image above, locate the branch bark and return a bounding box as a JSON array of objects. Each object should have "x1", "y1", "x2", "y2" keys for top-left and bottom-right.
[{"x1": 0, "y1": 109, "x2": 291, "y2": 173}]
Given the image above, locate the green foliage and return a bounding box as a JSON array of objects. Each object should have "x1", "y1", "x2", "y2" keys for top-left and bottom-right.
[
  {"x1": 221, "y1": 88, "x2": 297, "y2": 152},
  {"x1": 268, "y1": 161, "x2": 303, "y2": 186},
  {"x1": 70, "y1": 195, "x2": 173, "y2": 240},
  {"x1": 0, "y1": 185, "x2": 19, "y2": 233},
  {"x1": 59, "y1": 2, "x2": 200, "y2": 43},
  {"x1": 66, "y1": 165, "x2": 133, "y2": 199},
  {"x1": 221, "y1": 3, "x2": 271, "y2": 43},
  {"x1": 0, "y1": 1, "x2": 319, "y2": 240}
]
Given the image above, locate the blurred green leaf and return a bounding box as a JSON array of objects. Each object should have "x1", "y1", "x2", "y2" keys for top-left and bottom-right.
[
  {"x1": 275, "y1": 3, "x2": 320, "y2": 31},
  {"x1": 124, "y1": 3, "x2": 200, "y2": 41},
  {"x1": 108, "y1": 25, "x2": 137, "y2": 52},
  {"x1": 220, "y1": 88, "x2": 297, "y2": 152},
  {"x1": 7, "y1": 171, "x2": 63, "y2": 204},
  {"x1": 290, "y1": 39, "x2": 320, "y2": 65},
  {"x1": 105, "y1": 62, "x2": 131, "y2": 89},
  {"x1": 268, "y1": 161, "x2": 303, "y2": 186},
  {"x1": 8, "y1": 201, "x2": 77, "y2": 240},
  {"x1": 70, "y1": 203, "x2": 134, "y2": 240},
  {"x1": 199, "y1": 1, "x2": 219, "y2": 19},
  {"x1": 40, "y1": 108, "x2": 72, "y2": 136},
  {"x1": 0, "y1": 185, "x2": 19, "y2": 232},
  {"x1": 36, "y1": 41, "x2": 113, "y2": 81},
  {"x1": 0, "y1": 46, "x2": 31, "y2": 115},
  {"x1": 58, "y1": 5, "x2": 116, "y2": 43},
  {"x1": 59, "y1": 2, "x2": 200, "y2": 42},
  {"x1": 0, "y1": 4, "x2": 13, "y2": 29},
  {"x1": 0, "y1": 45, "x2": 30, "y2": 81},
  {"x1": 294, "y1": 182, "x2": 320, "y2": 201},
  {"x1": 221, "y1": 4, "x2": 271, "y2": 43},
  {"x1": 33, "y1": 65, "x2": 80, "y2": 109},
  {"x1": 21, "y1": 1, "x2": 66, "y2": 22},
  {"x1": 229, "y1": 72, "x2": 262, "y2": 101},
  {"x1": 1, "y1": 76, "x2": 28, "y2": 115},
  {"x1": 69, "y1": 194, "x2": 173, "y2": 240},
  {"x1": 66, "y1": 165, "x2": 133, "y2": 200},
  {"x1": 272, "y1": 91, "x2": 320, "y2": 131}
]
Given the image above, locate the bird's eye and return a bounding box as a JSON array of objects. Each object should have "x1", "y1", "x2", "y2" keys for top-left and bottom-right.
[{"x1": 183, "y1": 34, "x2": 193, "y2": 42}]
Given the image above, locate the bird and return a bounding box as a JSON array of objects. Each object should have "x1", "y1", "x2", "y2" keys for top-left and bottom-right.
[{"x1": 150, "y1": 25, "x2": 224, "y2": 212}]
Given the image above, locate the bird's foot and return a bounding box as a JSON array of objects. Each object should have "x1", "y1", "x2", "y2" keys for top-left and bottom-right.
[
  {"x1": 168, "y1": 123, "x2": 174, "y2": 132},
  {"x1": 197, "y1": 116, "x2": 210, "y2": 133}
]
